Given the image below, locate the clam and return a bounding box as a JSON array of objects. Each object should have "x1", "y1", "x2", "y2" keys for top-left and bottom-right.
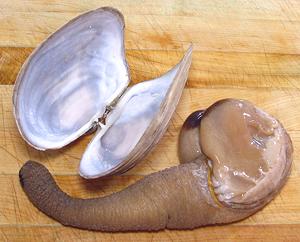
[
  {"x1": 19, "y1": 99, "x2": 292, "y2": 231},
  {"x1": 13, "y1": 7, "x2": 193, "y2": 178},
  {"x1": 179, "y1": 99, "x2": 293, "y2": 209}
]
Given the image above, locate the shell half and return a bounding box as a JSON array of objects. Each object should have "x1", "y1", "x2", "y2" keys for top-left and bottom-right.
[
  {"x1": 80, "y1": 46, "x2": 192, "y2": 178},
  {"x1": 13, "y1": 7, "x2": 129, "y2": 150}
]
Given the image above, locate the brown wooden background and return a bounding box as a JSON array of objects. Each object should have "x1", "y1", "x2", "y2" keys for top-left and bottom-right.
[{"x1": 0, "y1": 1, "x2": 300, "y2": 241}]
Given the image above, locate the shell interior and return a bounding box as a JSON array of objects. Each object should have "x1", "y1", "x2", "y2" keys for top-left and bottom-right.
[
  {"x1": 13, "y1": 7, "x2": 193, "y2": 178},
  {"x1": 80, "y1": 47, "x2": 193, "y2": 178},
  {"x1": 13, "y1": 8, "x2": 129, "y2": 150}
]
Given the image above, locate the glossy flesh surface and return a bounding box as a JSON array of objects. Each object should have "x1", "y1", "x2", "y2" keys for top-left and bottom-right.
[{"x1": 200, "y1": 99, "x2": 292, "y2": 207}]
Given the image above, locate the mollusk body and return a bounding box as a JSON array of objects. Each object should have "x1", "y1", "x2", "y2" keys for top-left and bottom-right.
[{"x1": 19, "y1": 99, "x2": 293, "y2": 231}]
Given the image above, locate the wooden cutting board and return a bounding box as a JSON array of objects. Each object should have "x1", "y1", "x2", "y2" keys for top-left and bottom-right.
[{"x1": 0, "y1": 1, "x2": 299, "y2": 241}]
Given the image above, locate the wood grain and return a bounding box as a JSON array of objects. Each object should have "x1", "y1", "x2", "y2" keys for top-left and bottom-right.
[
  {"x1": 1, "y1": 13, "x2": 300, "y2": 54},
  {"x1": 2, "y1": 0, "x2": 300, "y2": 21},
  {"x1": 0, "y1": 0, "x2": 300, "y2": 241},
  {"x1": 1, "y1": 0, "x2": 300, "y2": 53},
  {"x1": 0, "y1": 225, "x2": 300, "y2": 242}
]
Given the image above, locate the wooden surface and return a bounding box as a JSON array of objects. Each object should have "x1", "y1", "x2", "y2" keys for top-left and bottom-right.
[{"x1": 0, "y1": 1, "x2": 300, "y2": 241}]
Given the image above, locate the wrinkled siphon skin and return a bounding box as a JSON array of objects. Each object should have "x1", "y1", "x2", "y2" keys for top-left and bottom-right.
[{"x1": 19, "y1": 99, "x2": 293, "y2": 232}]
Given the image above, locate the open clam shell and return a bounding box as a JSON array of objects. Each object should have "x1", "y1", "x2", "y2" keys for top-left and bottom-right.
[{"x1": 13, "y1": 7, "x2": 193, "y2": 178}]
